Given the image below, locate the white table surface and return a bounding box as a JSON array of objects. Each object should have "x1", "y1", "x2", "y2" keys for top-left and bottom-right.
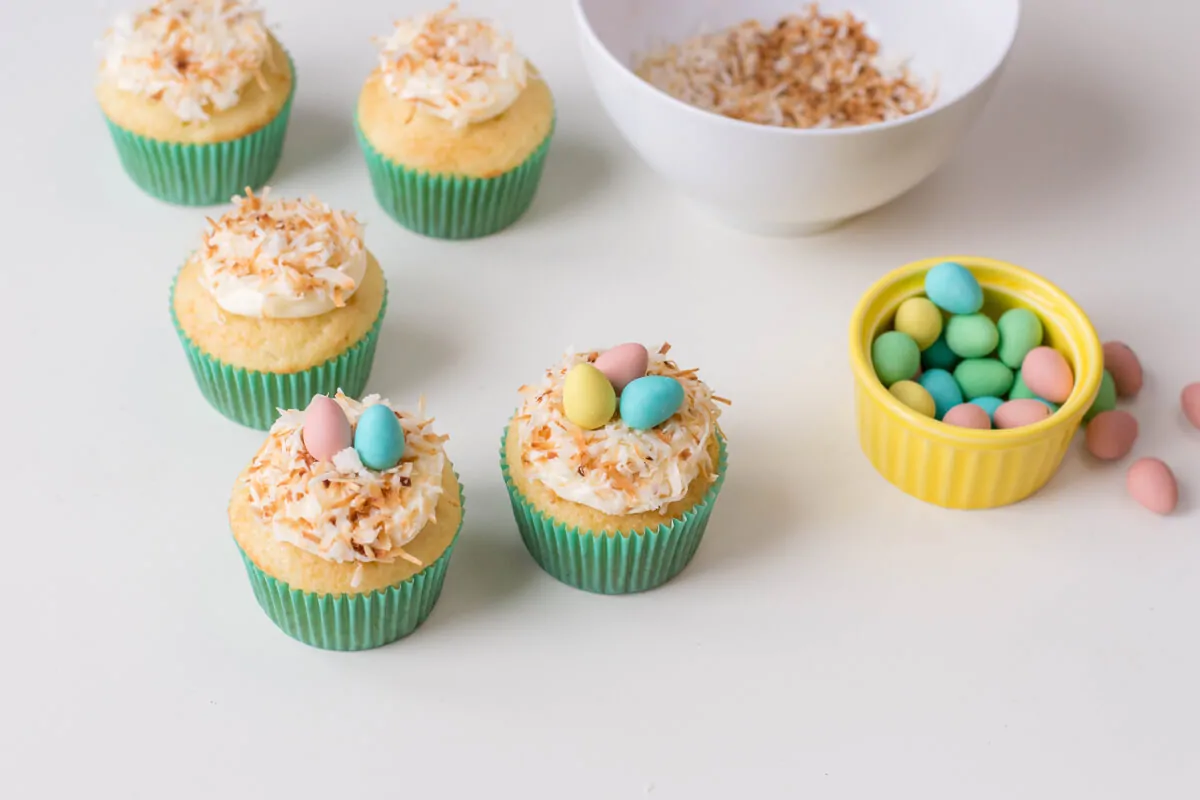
[{"x1": 4, "y1": 0, "x2": 1200, "y2": 797}]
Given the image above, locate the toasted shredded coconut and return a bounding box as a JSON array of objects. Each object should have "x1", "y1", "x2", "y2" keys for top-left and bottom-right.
[
  {"x1": 245, "y1": 393, "x2": 449, "y2": 566},
  {"x1": 515, "y1": 346, "x2": 723, "y2": 516},
  {"x1": 634, "y1": 4, "x2": 934, "y2": 129},
  {"x1": 99, "y1": 0, "x2": 272, "y2": 122},
  {"x1": 375, "y1": 3, "x2": 528, "y2": 128}
]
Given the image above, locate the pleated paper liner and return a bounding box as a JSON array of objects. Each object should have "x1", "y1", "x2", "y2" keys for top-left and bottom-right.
[
  {"x1": 236, "y1": 476, "x2": 464, "y2": 651},
  {"x1": 169, "y1": 272, "x2": 387, "y2": 431},
  {"x1": 500, "y1": 427, "x2": 728, "y2": 594},
  {"x1": 355, "y1": 118, "x2": 554, "y2": 239},
  {"x1": 102, "y1": 52, "x2": 296, "y2": 206}
]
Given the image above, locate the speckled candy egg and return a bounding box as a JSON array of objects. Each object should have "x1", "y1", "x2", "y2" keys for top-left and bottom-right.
[
  {"x1": 943, "y1": 403, "x2": 991, "y2": 430},
  {"x1": 996, "y1": 308, "x2": 1043, "y2": 368},
  {"x1": 953, "y1": 358, "x2": 1014, "y2": 400},
  {"x1": 993, "y1": 399, "x2": 1052, "y2": 429},
  {"x1": 924, "y1": 262, "x2": 983, "y2": 315},
  {"x1": 889, "y1": 380, "x2": 936, "y2": 418},
  {"x1": 871, "y1": 331, "x2": 920, "y2": 387},
  {"x1": 893, "y1": 297, "x2": 943, "y2": 350},
  {"x1": 921, "y1": 335, "x2": 961, "y2": 372},
  {"x1": 563, "y1": 363, "x2": 617, "y2": 430},
  {"x1": 1021, "y1": 347, "x2": 1074, "y2": 404},
  {"x1": 354, "y1": 404, "x2": 405, "y2": 471},
  {"x1": 918, "y1": 368, "x2": 963, "y2": 420},
  {"x1": 1083, "y1": 370, "x2": 1117, "y2": 422},
  {"x1": 593, "y1": 343, "x2": 649, "y2": 393},
  {"x1": 1127, "y1": 458, "x2": 1178, "y2": 515},
  {"x1": 302, "y1": 395, "x2": 352, "y2": 461},
  {"x1": 944, "y1": 313, "x2": 999, "y2": 359},
  {"x1": 1085, "y1": 410, "x2": 1138, "y2": 461},
  {"x1": 620, "y1": 375, "x2": 685, "y2": 430},
  {"x1": 1183, "y1": 383, "x2": 1200, "y2": 430},
  {"x1": 969, "y1": 396, "x2": 1005, "y2": 422},
  {"x1": 1103, "y1": 341, "x2": 1143, "y2": 398}
]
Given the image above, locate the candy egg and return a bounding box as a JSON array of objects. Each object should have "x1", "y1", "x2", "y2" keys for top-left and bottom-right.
[
  {"x1": 1126, "y1": 458, "x2": 1178, "y2": 515},
  {"x1": 924, "y1": 261, "x2": 983, "y2": 315},
  {"x1": 1083, "y1": 370, "x2": 1116, "y2": 422},
  {"x1": 563, "y1": 363, "x2": 617, "y2": 430},
  {"x1": 996, "y1": 308, "x2": 1043, "y2": 368},
  {"x1": 888, "y1": 380, "x2": 936, "y2": 418},
  {"x1": 354, "y1": 404, "x2": 405, "y2": 470},
  {"x1": 1102, "y1": 341, "x2": 1143, "y2": 398},
  {"x1": 943, "y1": 403, "x2": 991, "y2": 430},
  {"x1": 954, "y1": 358, "x2": 1014, "y2": 400},
  {"x1": 302, "y1": 395, "x2": 352, "y2": 461},
  {"x1": 969, "y1": 396, "x2": 1005, "y2": 422},
  {"x1": 620, "y1": 375, "x2": 684, "y2": 430},
  {"x1": 1085, "y1": 410, "x2": 1138, "y2": 461},
  {"x1": 993, "y1": 399, "x2": 1052, "y2": 429},
  {"x1": 1021, "y1": 347, "x2": 1074, "y2": 404},
  {"x1": 918, "y1": 368, "x2": 964, "y2": 420},
  {"x1": 593, "y1": 343, "x2": 649, "y2": 393},
  {"x1": 944, "y1": 313, "x2": 999, "y2": 359},
  {"x1": 921, "y1": 334, "x2": 961, "y2": 372},
  {"x1": 871, "y1": 331, "x2": 920, "y2": 387},
  {"x1": 1183, "y1": 383, "x2": 1200, "y2": 430},
  {"x1": 893, "y1": 297, "x2": 943, "y2": 350}
]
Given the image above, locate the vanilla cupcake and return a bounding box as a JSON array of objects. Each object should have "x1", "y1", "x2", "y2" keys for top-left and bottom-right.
[
  {"x1": 97, "y1": 0, "x2": 294, "y2": 205},
  {"x1": 356, "y1": 4, "x2": 555, "y2": 239},
  {"x1": 501, "y1": 344, "x2": 729, "y2": 594},
  {"x1": 230, "y1": 393, "x2": 463, "y2": 650},
  {"x1": 171, "y1": 188, "x2": 386, "y2": 429}
]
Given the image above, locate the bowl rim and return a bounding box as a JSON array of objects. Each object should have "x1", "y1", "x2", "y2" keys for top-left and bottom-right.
[
  {"x1": 848, "y1": 255, "x2": 1103, "y2": 447},
  {"x1": 572, "y1": 0, "x2": 1022, "y2": 138}
]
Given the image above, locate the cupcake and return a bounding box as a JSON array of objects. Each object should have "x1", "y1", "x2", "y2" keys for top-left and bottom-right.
[
  {"x1": 171, "y1": 188, "x2": 386, "y2": 430},
  {"x1": 356, "y1": 4, "x2": 555, "y2": 239},
  {"x1": 97, "y1": 0, "x2": 295, "y2": 205},
  {"x1": 501, "y1": 343, "x2": 729, "y2": 594},
  {"x1": 230, "y1": 392, "x2": 463, "y2": 650}
]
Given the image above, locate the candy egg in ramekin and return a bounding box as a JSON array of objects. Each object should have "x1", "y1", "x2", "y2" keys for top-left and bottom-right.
[{"x1": 849, "y1": 256, "x2": 1102, "y2": 509}]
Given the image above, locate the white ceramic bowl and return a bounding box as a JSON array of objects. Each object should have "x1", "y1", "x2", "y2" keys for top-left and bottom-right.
[{"x1": 574, "y1": 0, "x2": 1021, "y2": 235}]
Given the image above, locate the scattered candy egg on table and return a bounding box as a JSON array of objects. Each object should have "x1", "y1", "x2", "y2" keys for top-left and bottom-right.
[
  {"x1": 871, "y1": 331, "x2": 921, "y2": 387},
  {"x1": 302, "y1": 395, "x2": 352, "y2": 461},
  {"x1": 1126, "y1": 457, "x2": 1178, "y2": 515},
  {"x1": 969, "y1": 396, "x2": 1005, "y2": 421},
  {"x1": 1021, "y1": 346, "x2": 1074, "y2": 404},
  {"x1": 943, "y1": 403, "x2": 991, "y2": 430},
  {"x1": 996, "y1": 308, "x2": 1043, "y2": 369},
  {"x1": 921, "y1": 335, "x2": 960, "y2": 372},
  {"x1": 954, "y1": 358, "x2": 1014, "y2": 400},
  {"x1": 893, "y1": 297, "x2": 943, "y2": 350},
  {"x1": 1083, "y1": 370, "x2": 1117, "y2": 422},
  {"x1": 593, "y1": 343, "x2": 649, "y2": 393},
  {"x1": 918, "y1": 369, "x2": 963, "y2": 419},
  {"x1": 1183, "y1": 383, "x2": 1200, "y2": 429},
  {"x1": 354, "y1": 403, "x2": 405, "y2": 470},
  {"x1": 620, "y1": 375, "x2": 684, "y2": 430},
  {"x1": 1085, "y1": 410, "x2": 1138, "y2": 461},
  {"x1": 889, "y1": 380, "x2": 936, "y2": 418},
  {"x1": 993, "y1": 398, "x2": 1052, "y2": 429},
  {"x1": 563, "y1": 363, "x2": 618, "y2": 430},
  {"x1": 1102, "y1": 341, "x2": 1143, "y2": 398},
  {"x1": 924, "y1": 261, "x2": 983, "y2": 315},
  {"x1": 944, "y1": 313, "x2": 999, "y2": 359}
]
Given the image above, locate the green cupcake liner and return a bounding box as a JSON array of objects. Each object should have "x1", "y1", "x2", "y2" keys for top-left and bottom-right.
[
  {"x1": 355, "y1": 117, "x2": 554, "y2": 239},
  {"x1": 102, "y1": 53, "x2": 296, "y2": 206},
  {"x1": 236, "y1": 476, "x2": 464, "y2": 651},
  {"x1": 500, "y1": 427, "x2": 728, "y2": 594},
  {"x1": 169, "y1": 271, "x2": 386, "y2": 430}
]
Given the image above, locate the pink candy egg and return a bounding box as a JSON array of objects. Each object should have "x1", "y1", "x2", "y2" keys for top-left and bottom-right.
[
  {"x1": 593, "y1": 343, "x2": 649, "y2": 393},
  {"x1": 993, "y1": 398, "x2": 1052, "y2": 429},
  {"x1": 943, "y1": 403, "x2": 991, "y2": 429},
  {"x1": 1182, "y1": 383, "x2": 1200, "y2": 430},
  {"x1": 1021, "y1": 347, "x2": 1074, "y2": 403},
  {"x1": 302, "y1": 395, "x2": 352, "y2": 461},
  {"x1": 1085, "y1": 410, "x2": 1138, "y2": 461},
  {"x1": 1102, "y1": 341, "x2": 1143, "y2": 399},
  {"x1": 1126, "y1": 457, "x2": 1178, "y2": 515}
]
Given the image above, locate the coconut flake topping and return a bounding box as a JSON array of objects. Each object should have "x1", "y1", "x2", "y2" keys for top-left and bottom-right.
[
  {"x1": 196, "y1": 187, "x2": 367, "y2": 319},
  {"x1": 375, "y1": 3, "x2": 528, "y2": 128},
  {"x1": 100, "y1": 0, "x2": 273, "y2": 123},
  {"x1": 244, "y1": 393, "x2": 449, "y2": 567},
  {"x1": 515, "y1": 344, "x2": 726, "y2": 516}
]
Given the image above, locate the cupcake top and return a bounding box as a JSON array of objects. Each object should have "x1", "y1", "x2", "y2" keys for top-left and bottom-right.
[
  {"x1": 243, "y1": 393, "x2": 449, "y2": 586},
  {"x1": 515, "y1": 344, "x2": 727, "y2": 516},
  {"x1": 375, "y1": 3, "x2": 529, "y2": 128},
  {"x1": 99, "y1": 0, "x2": 274, "y2": 123},
  {"x1": 193, "y1": 187, "x2": 366, "y2": 319}
]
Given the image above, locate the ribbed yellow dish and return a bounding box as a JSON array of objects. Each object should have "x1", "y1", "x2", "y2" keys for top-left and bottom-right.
[{"x1": 849, "y1": 256, "x2": 1103, "y2": 509}]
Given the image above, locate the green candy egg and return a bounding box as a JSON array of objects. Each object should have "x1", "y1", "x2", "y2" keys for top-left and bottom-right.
[
  {"x1": 945, "y1": 313, "x2": 999, "y2": 359},
  {"x1": 921, "y1": 334, "x2": 961, "y2": 372},
  {"x1": 954, "y1": 358, "x2": 1014, "y2": 400},
  {"x1": 1083, "y1": 369, "x2": 1117, "y2": 422},
  {"x1": 996, "y1": 308, "x2": 1044, "y2": 368},
  {"x1": 871, "y1": 331, "x2": 920, "y2": 387}
]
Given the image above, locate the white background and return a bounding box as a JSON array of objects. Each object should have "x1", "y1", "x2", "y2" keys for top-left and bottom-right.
[{"x1": 3, "y1": 0, "x2": 1199, "y2": 797}]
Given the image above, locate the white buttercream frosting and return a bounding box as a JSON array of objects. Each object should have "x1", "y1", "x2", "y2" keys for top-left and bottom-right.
[
  {"x1": 244, "y1": 393, "x2": 449, "y2": 568},
  {"x1": 514, "y1": 345, "x2": 725, "y2": 516},
  {"x1": 99, "y1": 0, "x2": 273, "y2": 123},
  {"x1": 195, "y1": 187, "x2": 366, "y2": 319},
  {"x1": 375, "y1": 4, "x2": 528, "y2": 128}
]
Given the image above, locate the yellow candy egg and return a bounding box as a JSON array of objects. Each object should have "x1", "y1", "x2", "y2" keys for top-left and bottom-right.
[
  {"x1": 563, "y1": 363, "x2": 617, "y2": 430},
  {"x1": 894, "y1": 297, "x2": 943, "y2": 350},
  {"x1": 889, "y1": 380, "x2": 936, "y2": 418}
]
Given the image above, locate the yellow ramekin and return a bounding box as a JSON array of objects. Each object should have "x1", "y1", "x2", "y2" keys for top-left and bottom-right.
[{"x1": 849, "y1": 256, "x2": 1103, "y2": 510}]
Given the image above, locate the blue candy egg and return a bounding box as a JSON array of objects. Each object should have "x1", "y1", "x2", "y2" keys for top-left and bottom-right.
[
  {"x1": 918, "y1": 368, "x2": 964, "y2": 420},
  {"x1": 354, "y1": 404, "x2": 405, "y2": 471},
  {"x1": 619, "y1": 376, "x2": 685, "y2": 430},
  {"x1": 921, "y1": 334, "x2": 961, "y2": 372},
  {"x1": 925, "y1": 262, "x2": 983, "y2": 315},
  {"x1": 969, "y1": 396, "x2": 1005, "y2": 422}
]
